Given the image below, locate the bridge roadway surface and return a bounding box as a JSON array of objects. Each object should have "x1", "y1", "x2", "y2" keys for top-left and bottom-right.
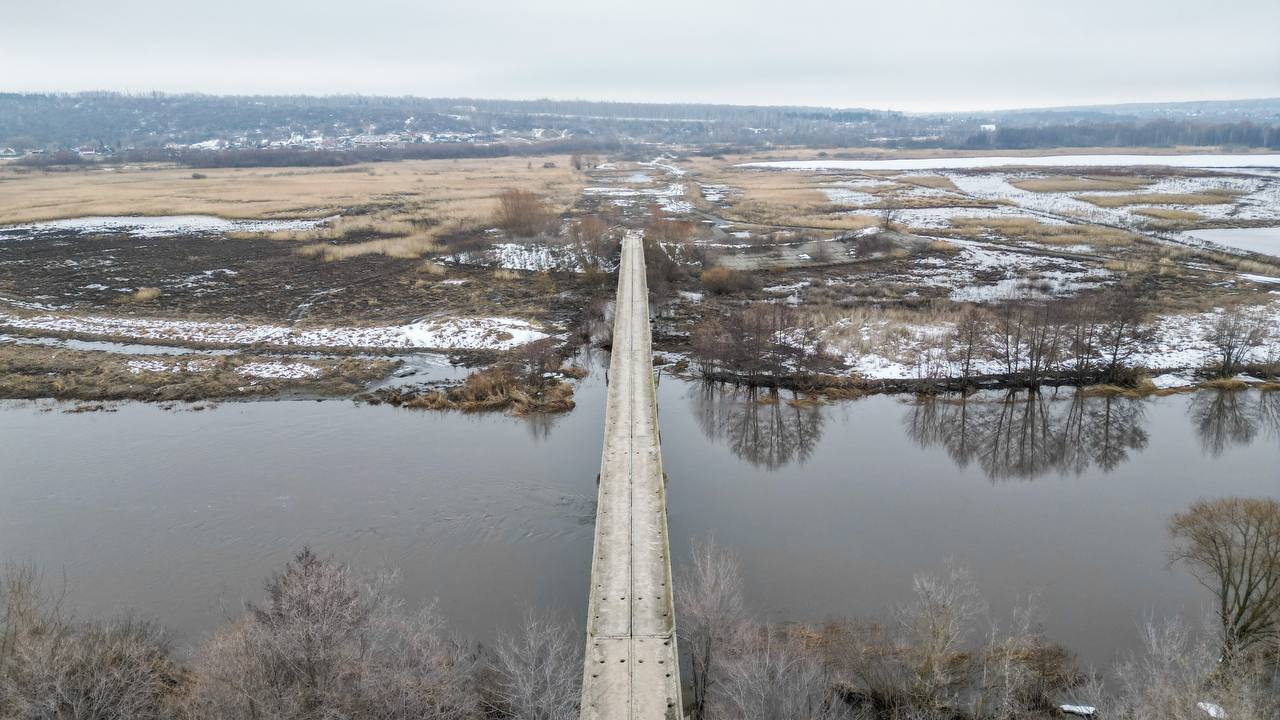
[{"x1": 580, "y1": 230, "x2": 682, "y2": 719}]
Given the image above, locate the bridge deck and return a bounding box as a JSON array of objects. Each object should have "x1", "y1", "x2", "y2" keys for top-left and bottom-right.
[{"x1": 580, "y1": 230, "x2": 681, "y2": 719}]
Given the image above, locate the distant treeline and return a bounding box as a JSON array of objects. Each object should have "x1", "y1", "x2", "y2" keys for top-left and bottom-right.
[
  {"x1": 3, "y1": 92, "x2": 1278, "y2": 157},
  {"x1": 14, "y1": 138, "x2": 623, "y2": 169},
  {"x1": 962, "y1": 119, "x2": 1280, "y2": 150}
]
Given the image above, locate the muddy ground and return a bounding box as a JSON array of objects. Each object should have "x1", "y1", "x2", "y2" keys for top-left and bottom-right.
[
  {"x1": 0, "y1": 341, "x2": 395, "y2": 403},
  {"x1": 0, "y1": 229, "x2": 597, "y2": 327}
]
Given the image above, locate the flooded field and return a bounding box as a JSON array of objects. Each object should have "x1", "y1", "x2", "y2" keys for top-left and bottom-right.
[
  {"x1": 744, "y1": 153, "x2": 1280, "y2": 171},
  {"x1": 1184, "y1": 226, "x2": 1280, "y2": 257},
  {"x1": 2, "y1": 368, "x2": 1276, "y2": 668}
]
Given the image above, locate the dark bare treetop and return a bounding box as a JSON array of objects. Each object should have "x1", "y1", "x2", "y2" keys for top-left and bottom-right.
[{"x1": 1169, "y1": 497, "x2": 1280, "y2": 657}]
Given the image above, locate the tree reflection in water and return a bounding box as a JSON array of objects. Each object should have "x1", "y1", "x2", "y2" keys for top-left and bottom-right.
[
  {"x1": 691, "y1": 383, "x2": 825, "y2": 469},
  {"x1": 1189, "y1": 389, "x2": 1280, "y2": 457},
  {"x1": 689, "y1": 384, "x2": 1277, "y2": 475},
  {"x1": 904, "y1": 390, "x2": 1149, "y2": 481}
]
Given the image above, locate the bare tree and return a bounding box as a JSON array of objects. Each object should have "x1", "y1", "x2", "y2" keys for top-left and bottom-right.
[
  {"x1": 1169, "y1": 497, "x2": 1280, "y2": 658},
  {"x1": 991, "y1": 301, "x2": 1028, "y2": 379},
  {"x1": 952, "y1": 306, "x2": 992, "y2": 383},
  {"x1": 1096, "y1": 286, "x2": 1150, "y2": 383},
  {"x1": 676, "y1": 536, "x2": 747, "y2": 720},
  {"x1": 187, "y1": 548, "x2": 480, "y2": 720},
  {"x1": 1204, "y1": 306, "x2": 1269, "y2": 378},
  {"x1": 879, "y1": 192, "x2": 903, "y2": 231},
  {"x1": 489, "y1": 610, "x2": 580, "y2": 720},
  {"x1": 1062, "y1": 296, "x2": 1102, "y2": 384}
]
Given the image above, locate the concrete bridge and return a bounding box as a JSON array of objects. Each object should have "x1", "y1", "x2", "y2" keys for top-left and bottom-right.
[{"x1": 581, "y1": 230, "x2": 682, "y2": 719}]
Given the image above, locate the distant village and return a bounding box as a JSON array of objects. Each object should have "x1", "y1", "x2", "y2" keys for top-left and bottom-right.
[{"x1": 0, "y1": 125, "x2": 575, "y2": 159}]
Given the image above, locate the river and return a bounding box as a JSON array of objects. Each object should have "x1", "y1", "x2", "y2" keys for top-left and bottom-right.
[{"x1": 1, "y1": 365, "x2": 1277, "y2": 668}]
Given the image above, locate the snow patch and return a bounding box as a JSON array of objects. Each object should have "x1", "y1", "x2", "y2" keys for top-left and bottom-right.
[
  {"x1": 0, "y1": 310, "x2": 549, "y2": 351},
  {"x1": 237, "y1": 362, "x2": 323, "y2": 380},
  {"x1": 0, "y1": 215, "x2": 336, "y2": 239}
]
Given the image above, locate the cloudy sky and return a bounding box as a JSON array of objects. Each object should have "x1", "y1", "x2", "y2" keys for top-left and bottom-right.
[{"x1": 5, "y1": 0, "x2": 1278, "y2": 112}]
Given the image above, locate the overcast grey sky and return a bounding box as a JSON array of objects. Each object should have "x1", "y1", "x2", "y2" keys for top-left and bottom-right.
[{"x1": 4, "y1": 0, "x2": 1278, "y2": 112}]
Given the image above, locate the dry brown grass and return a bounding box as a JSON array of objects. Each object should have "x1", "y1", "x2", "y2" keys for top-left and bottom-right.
[
  {"x1": 1103, "y1": 257, "x2": 1179, "y2": 275},
  {"x1": 0, "y1": 158, "x2": 585, "y2": 261},
  {"x1": 894, "y1": 175, "x2": 958, "y2": 191},
  {"x1": 296, "y1": 233, "x2": 443, "y2": 261},
  {"x1": 0, "y1": 157, "x2": 583, "y2": 224},
  {"x1": 386, "y1": 366, "x2": 575, "y2": 414},
  {"x1": 1078, "y1": 190, "x2": 1239, "y2": 207},
  {"x1": 948, "y1": 217, "x2": 1141, "y2": 247},
  {"x1": 685, "y1": 167, "x2": 887, "y2": 231},
  {"x1": 791, "y1": 303, "x2": 966, "y2": 363},
  {"x1": 1010, "y1": 175, "x2": 1152, "y2": 193},
  {"x1": 417, "y1": 261, "x2": 448, "y2": 275},
  {"x1": 700, "y1": 266, "x2": 755, "y2": 294},
  {"x1": 1133, "y1": 207, "x2": 1204, "y2": 221},
  {"x1": 1231, "y1": 257, "x2": 1280, "y2": 275},
  {"x1": 117, "y1": 287, "x2": 160, "y2": 303},
  {"x1": 1200, "y1": 377, "x2": 1251, "y2": 391}
]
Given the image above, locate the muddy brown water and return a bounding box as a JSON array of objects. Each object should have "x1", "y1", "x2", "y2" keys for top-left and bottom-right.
[{"x1": 1, "y1": 367, "x2": 1277, "y2": 668}]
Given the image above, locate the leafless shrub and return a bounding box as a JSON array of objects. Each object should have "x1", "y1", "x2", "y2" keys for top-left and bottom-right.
[
  {"x1": 896, "y1": 561, "x2": 987, "y2": 712},
  {"x1": 709, "y1": 629, "x2": 850, "y2": 720},
  {"x1": 676, "y1": 536, "x2": 747, "y2": 720},
  {"x1": 972, "y1": 593, "x2": 1084, "y2": 720},
  {"x1": 496, "y1": 189, "x2": 552, "y2": 237},
  {"x1": 646, "y1": 215, "x2": 695, "y2": 245},
  {"x1": 0, "y1": 565, "x2": 180, "y2": 720},
  {"x1": 641, "y1": 233, "x2": 686, "y2": 305},
  {"x1": 914, "y1": 331, "x2": 952, "y2": 382},
  {"x1": 699, "y1": 266, "x2": 755, "y2": 295},
  {"x1": 1107, "y1": 617, "x2": 1219, "y2": 720},
  {"x1": 186, "y1": 548, "x2": 480, "y2": 720},
  {"x1": 1106, "y1": 616, "x2": 1280, "y2": 720},
  {"x1": 568, "y1": 216, "x2": 615, "y2": 279},
  {"x1": 512, "y1": 338, "x2": 561, "y2": 386},
  {"x1": 488, "y1": 610, "x2": 580, "y2": 720},
  {"x1": 824, "y1": 562, "x2": 986, "y2": 717}
]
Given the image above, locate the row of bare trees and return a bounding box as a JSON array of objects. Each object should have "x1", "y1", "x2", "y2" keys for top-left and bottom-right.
[
  {"x1": 679, "y1": 508, "x2": 1280, "y2": 720},
  {"x1": 690, "y1": 287, "x2": 1275, "y2": 390},
  {"x1": 953, "y1": 289, "x2": 1152, "y2": 388},
  {"x1": 678, "y1": 540, "x2": 1087, "y2": 720},
  {"x1": 958, "y1": 294, "x2": 1273, "y2": 385},
  {"x1": 6, "y1": 508, "x2": 1280, "y2": 720},
  {"x1": 1, "y1": 550, "x2": 582, "y2": 720},
  {"x1": 691, "y1": 304, "x2": 836, "y2": 385}
]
